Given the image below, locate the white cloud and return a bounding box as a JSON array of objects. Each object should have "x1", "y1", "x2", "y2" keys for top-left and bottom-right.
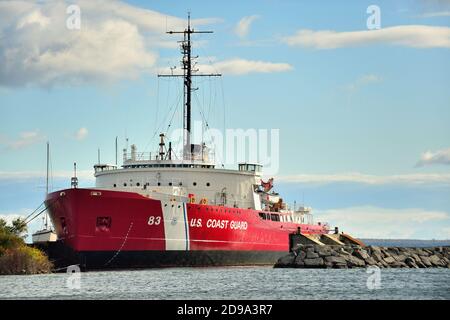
[
  {"x1": 314, "y1": 206, "x2": 450, "y2": 239},
  {"x1": 197, "y1": 58, "x2": 293, "y2": 75},
  {"x1": 345, "y1": 73, "x2": 382, "y2": 91},
  {"x1": 276, "y1": 172, "x2": 450, "y2": 185},
  {"x1": 283, "y1": 25, "x2": 450, "y2": 49},
  {"x1": 0, "y1": 130, "x2": 45, "y2": 150},
  {"x1": 74, "y1": 127, "x2": 88, "y2": 141},
  {"x1": 416, "y1": 11, "x2": 450, "y2": 18},
  {"x1": 0, "y1": 0, "x2": 220, "y2": 87},
  {"x1": 0, "y1": 170, "x2": 95, "y2": 181},
  {"x1": 234, "y1": 15, "x2": 260, "y2": 39},
  {"x1": 416, "y1": 148, "x2": 450, "y2": 167}
]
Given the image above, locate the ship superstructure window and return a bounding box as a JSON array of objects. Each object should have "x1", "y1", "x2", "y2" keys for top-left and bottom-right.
[
  {"x1": 259, "y1": 212, "x2": 266, "y2": 220},
  {"x1": 238, "y1": 163, "x2": 262, "y2": 173},
  {"x1": 270, "y1": 214, "x2": 280, "y2": 222}
]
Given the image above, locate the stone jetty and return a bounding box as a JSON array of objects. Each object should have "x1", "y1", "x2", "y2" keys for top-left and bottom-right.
[{"x1": 274, "y1": 244, "x2": 450, "y2": 269}]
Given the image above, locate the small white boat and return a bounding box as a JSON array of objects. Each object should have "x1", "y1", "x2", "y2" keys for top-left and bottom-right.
[{"x1": 32, "y1": 228, "x2": 57, "y2": 243}]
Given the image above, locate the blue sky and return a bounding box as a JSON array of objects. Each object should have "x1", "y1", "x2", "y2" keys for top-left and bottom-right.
[{"x1": 0, "y1": 0, "x2": 449, "y2": 240}]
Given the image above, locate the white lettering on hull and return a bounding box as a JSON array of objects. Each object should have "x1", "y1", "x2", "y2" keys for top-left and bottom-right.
[{"x1": 189, "y1": 218, "x2": 248, "y2": 230}]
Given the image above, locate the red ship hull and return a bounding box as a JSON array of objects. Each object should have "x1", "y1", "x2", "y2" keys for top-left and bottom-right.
[{"x1": 45, "y1": 188, "x2": 327, "y2": 269}]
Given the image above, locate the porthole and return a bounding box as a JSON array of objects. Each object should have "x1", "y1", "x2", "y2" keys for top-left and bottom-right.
[
  {"x1": 158, "y1": 182, "x2": 161, "y2": 186},
  {"x1": 123, "y1": 183, "x2": 127, "y2": 187},
  {"x1": 193, "y1": 182, "x2": 197, "y2": 186},
  {"x1": 113, "y1": 184, "x2": 116, "y2": 187},
  {"x1": 136, "y1": 182, "x2": 140, "y2": 187},
  {"x1": 179, "y1": 182, "x2": 183, "y2": 186},
  {"x1": 206, "y1": 182, "x2": 210, "y2": 187},
  {"x1": 169, "y1": 182, "x2": 172, "y2": 186}
]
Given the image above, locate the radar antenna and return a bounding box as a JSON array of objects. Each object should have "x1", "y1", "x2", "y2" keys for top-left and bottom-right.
[{"x1": 158, "y1": 13, "x2": 221, "y2": 160}]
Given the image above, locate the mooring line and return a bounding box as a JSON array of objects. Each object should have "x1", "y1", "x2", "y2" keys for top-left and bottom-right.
[{"x1": 104, "y1": 222, "x2": 134, "y2": 267}]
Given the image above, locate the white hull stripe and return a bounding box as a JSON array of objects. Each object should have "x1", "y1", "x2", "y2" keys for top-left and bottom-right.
[
  {"x1": 161, "y1": 200, "x2": 189, "y2": 251},
  {"x1": 183, "y1": 202, "x2": 190, "y2": 251}
]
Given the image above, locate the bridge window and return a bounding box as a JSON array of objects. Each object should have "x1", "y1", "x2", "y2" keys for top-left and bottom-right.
[
  {"x1": 259, "y1": 212, "x2": 266, "y2": 220},
  {"x1": 270, "y1": 214, "x2": 280, "y2": 222}
]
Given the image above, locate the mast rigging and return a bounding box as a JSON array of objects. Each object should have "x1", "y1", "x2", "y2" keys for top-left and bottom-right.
[{"x1": 158, "y1": 13, "x2": 221, "y2": 160}]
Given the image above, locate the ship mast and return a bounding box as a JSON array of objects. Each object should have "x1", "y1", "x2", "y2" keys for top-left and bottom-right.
[
  {"x1": 158, "y1": 13, "x2": 221, "y2": 160},
  {"x1": 45, "y1": 141, "x2": 49, "y2": 229}
]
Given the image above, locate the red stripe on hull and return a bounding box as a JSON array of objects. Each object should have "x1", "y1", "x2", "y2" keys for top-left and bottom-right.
[{"x1": 46, "y1": 188, "x2": 327, "y2": 254}]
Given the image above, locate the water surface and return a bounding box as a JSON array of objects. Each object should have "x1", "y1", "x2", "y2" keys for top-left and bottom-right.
[{"x1": 1, "y1": 267, "x2": 449, "y2": 300}]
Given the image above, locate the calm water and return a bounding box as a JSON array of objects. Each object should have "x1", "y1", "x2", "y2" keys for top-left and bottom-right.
[{"x1": 0, "y1": 267, "x2": 449, "y2": 300}]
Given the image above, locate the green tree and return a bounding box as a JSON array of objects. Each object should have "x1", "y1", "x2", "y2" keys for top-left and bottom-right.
[{"x1": 11, "y1": 218, "x2": 28, "y2": 238}]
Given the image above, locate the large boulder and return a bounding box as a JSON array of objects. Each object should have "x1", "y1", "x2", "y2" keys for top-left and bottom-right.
[
  {"x1": 346, "y1": 255, "x2": 366, "y2": 268},
  {"x1": 381, "y1": 249, "x2": 392, "y2": 258},
  {"x1": 295, "y1": 250, "x2": 307, "y2": 261},
  {"x1": 303, "y1": 257, "x2": 324, "y2": 267},
  {"x1": 388, "y1": 247, "x2": 400, "y2": 255},
  {"x1": 429, "y1": 255, "x2": 444, "y2": 267},
  {"x1": 293, "y1": 258, "x2": 305, "y2": 267},
  {"x1": 417, "y1": 249, "x2": 430, "y2": 257},
  {"x1": 420, "y1": 256, "x2": 432, "y2": 267},
  {"x1": 372, "y1": 252, "x2": 384, "y2": 263},
  {"x1": 383, "y1": 256, "x2": 396, "y2": 264},
  {"x1": 405, "y1": 257, "x2": 419, "y2": 268},
  {"x1": 274, "y1": 254, "x2": 296, "y2": 267},
  {"x1": 316, "y1": 247, "x2": 333, "y2": 257},
  {"x1": 364, "y1": 257, "x2": 377, "y2": 266},
  {"x1": 393, "y1": 255, "x2": 407, "y2": 263},
  {"x1": 411, "y1": 254, "x2": 422, "y2": 264},
  {"x1": 325, "y1": 255, "x2": 347, "y2": 265},
  {"x1": 306, "y1": 251, "x2": 320, "y2": 259},
  {"x1": 354, "y1": 248, "x2": 370, "y2": 260}
]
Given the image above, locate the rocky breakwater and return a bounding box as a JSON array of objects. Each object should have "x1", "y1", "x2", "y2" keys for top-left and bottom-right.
[{"x1": 274, "y1": 244, "x2": 450, "y2": 269}]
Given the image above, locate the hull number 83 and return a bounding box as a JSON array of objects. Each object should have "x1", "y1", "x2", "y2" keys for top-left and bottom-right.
[{"x1": 148, "y1": 216, "x2": 161, "y2": 226}]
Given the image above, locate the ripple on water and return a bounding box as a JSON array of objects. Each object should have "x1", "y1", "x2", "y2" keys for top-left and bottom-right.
[{"x1": 0, "y1": 267, "x2": 449, "y2": 300}]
